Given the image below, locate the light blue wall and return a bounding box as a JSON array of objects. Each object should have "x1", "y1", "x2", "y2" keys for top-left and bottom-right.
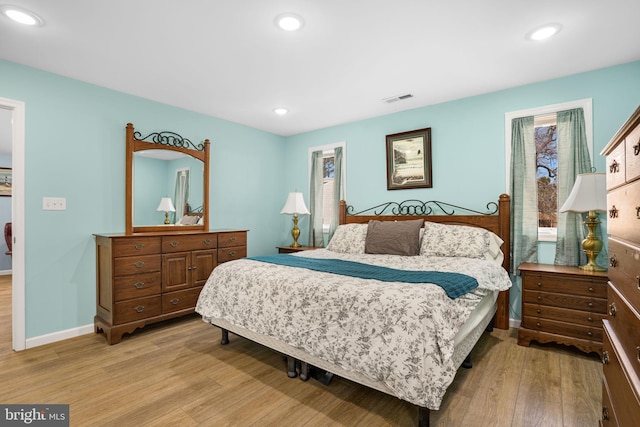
[
  {"x1": 284, "y1": 60, "x2": 640, "y2": 320},
  {"x1": 0, "y1": 59, "x2": 286, "y2": 339}
]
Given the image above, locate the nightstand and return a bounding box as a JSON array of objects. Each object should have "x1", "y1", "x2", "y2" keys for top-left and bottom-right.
[
  {"x1": 517, "y1": 262, "x2": 608, "y2": 355},
  {"x1": 277, "y1": 246, "x2": 320, "y2": 254}
]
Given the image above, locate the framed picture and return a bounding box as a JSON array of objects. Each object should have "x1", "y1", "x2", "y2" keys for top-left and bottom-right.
[
  {"x1": 0, "y1": 168, "x2": 12, "y2": 197},
  {"x1": 386, "y1": 128, "x2": 432, "y2": 190}
]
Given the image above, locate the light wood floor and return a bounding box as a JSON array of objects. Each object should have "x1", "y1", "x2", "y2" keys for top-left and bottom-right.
[{"x1": 0, "y1": 277, "x2": 602, "y2": 426}]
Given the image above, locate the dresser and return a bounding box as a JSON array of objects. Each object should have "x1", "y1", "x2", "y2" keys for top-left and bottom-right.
[
  {"x1": 94, "y1": 230, "x2": 247, "y2": 344},
  {"x1": 517, "y1": 263, "x2": 608, "y2": 355},
  {"x1": 600, "y1": 106, "x2": 640, "y2": 426}
]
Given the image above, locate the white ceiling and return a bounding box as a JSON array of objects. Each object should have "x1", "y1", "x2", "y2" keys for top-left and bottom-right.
[{"x1": 1, "y1": 0, "x2": 639, "y2": 149}]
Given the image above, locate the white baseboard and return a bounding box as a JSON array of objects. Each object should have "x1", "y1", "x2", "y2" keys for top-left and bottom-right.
[
  {"x1": 0, "y1": 269, "x2": 12, "y2": 275},
  {"x1": 25, "y1": 324, "x2": 94, "y2": 349},
  {"x1": 509, "y1": 318, "x2": 521, "y2": 329}
]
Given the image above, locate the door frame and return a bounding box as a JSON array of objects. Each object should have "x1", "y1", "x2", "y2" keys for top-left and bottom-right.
[{"x1": 0, "y1": 97, "x2": 26, "y2": 351}]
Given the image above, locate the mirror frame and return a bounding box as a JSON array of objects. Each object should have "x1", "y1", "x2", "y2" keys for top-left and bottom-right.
[{"x1": 125, "y1": 123, "x2": 210, "y2": 234}]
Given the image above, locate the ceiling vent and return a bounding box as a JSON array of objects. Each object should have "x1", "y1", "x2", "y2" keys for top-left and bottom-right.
[{"x1": 382, "y1": 94, "x2": 414, "y2": 103}]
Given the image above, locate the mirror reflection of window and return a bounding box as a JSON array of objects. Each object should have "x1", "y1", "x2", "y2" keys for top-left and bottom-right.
[{"x1": 174, "y1": 168, "x2": 190, "y2": 223}]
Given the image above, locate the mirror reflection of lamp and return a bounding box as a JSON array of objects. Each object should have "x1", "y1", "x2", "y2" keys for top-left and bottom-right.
[
  {"x1": 157, "y1": 197, "x2": 176, "y2": 225},
  {"x1": 280, "y1": 192, "x2": 310, "y2": 247}
]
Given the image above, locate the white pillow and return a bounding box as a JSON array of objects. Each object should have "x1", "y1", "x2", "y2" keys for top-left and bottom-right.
[
  {"x1": 420, "y1": 221, "x2": 493, "y2": 259},
  {"x1": 326, "y1": 223, "x2": 368, "y2": 253}
]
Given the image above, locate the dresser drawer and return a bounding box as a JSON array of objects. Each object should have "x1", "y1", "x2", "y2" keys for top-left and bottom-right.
[
  {"x1": 114, "y1": 295, "x2": 162, "y2": 324},
  {"x1": 114, "y1": 254, "x2": 161, "y2": 276},
  {"x1": 218, "y1": 231, "x2": 247, "y2": 248},
  {"x1": 114, "y1": 271, "x2": 161, "y2": 301},
  {"x1": 606, "y1": 143, "x2": 626, "y2": 190},
  {"x1": 522, "y1": 272, "x2": 607, "y2": 298},
  {"x1": 607, "y1": 179, "x2": 640, "y2": 243},
  {"x1": 602, "y1": 323, "x2": 640, "y2": 427},
  {"x1": 523, "y1": 303, "x2": 606, "y2": 327},
  {"x1": 524, "y1": 290, "x2": 607, "y2": 313},
  {"x1": 522, "y1": 316, "x2": 602, "y2": 342},
  {"x1": 113, "y1": 236, "x2": 161, "y2": 257},
  {"x1": 625, "y1": 121, "x2": 640, "y2": 182},
  {"x1": 607, "y1": 284, "x2": 640, "y2": 373},
  {"x1": 162, "y1": 233, "x2": 218, "y2": 253},
  {"x1": 162, "y1": 286, "x2": 203, "y2": 314},
  {"x1": 602, "y1": 379, "x2": 620, "y2": 426},
  {"x1": 608, "y1": 238, "x2": 640, "y2": 311},
  {"x1": 218, "y1": 245, "x2": 247, "y2": 263}
]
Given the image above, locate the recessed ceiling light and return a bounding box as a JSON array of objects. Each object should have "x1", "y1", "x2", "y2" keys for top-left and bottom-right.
[
  {"x1": 275, "y1": 13, "x2": 304, "y2": 31},
  {"x1": 526, "y1": 23, "x2": 562, "y2": 41},
  {"x1": 0, "y1": 5, "x2": 44, "y2": 26},
  {"x1": 274, "y1": 108, "x2": 289, "y2": 116}
]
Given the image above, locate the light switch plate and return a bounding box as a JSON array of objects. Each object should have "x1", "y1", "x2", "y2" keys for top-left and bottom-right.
[{"x1": 43, "y1": 197, "x2": 66, "y2": 211}]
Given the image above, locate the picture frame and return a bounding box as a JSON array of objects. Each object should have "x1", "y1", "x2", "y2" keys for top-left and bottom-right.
[
  {"x1": 386, "y1": 128, "x2": 432, "y2": 190},
  {"x1": 0, "y1": 168, "x2": 11, "y2": 197}
]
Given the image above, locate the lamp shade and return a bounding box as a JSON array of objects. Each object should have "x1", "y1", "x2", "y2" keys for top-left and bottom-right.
[
  {"x1": 157, "y1": 197, "x2": 176, "y2": 212},
  {"x1": 559, "y1": 172, "x2": 606, "y2": 213},
  {"x1": 280, "y1": 192, "x2": 310, "y2": 215}
]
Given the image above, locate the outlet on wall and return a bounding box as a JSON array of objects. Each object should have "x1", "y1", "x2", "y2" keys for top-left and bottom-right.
[{"x1": 43, "y1": 197, "x2": 66, "y2": 211}]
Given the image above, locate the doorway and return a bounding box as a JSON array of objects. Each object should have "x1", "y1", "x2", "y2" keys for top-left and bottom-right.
[{"x1": 0, "y1": 97, "x2": 25, "y2": 351}]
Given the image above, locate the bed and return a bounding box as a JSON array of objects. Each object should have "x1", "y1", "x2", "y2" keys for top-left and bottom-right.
[{"x1": 196, "y1": 194, "x2": 512, "y2": 426}]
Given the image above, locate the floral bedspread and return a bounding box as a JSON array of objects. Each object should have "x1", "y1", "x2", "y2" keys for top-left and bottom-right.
[{"x1": 196, "y1": 249, "x2": 512, "y2": 409}]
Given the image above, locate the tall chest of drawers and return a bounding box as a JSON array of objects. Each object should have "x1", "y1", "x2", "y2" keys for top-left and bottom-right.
[
  {"x1": 518, "y1": 263, "x2": 608, "y2": 355},
  {"x1": 94, "y1": 230, "x2": 247, "y2": 344},
  {"x1": 600, "y1": 106, "x2": 640, "y2": 426}
]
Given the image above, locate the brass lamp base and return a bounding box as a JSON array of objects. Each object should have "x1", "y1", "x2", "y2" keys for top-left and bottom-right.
[
  {"x1": 164, "y1": 211, "x2": 170, "y2": 225},
  {"x1": 289, "y1": 213, "x2": 301, "y2": 248},
  {"x1": 579, "y1": 210, "x2": 606, "y2": 272}
]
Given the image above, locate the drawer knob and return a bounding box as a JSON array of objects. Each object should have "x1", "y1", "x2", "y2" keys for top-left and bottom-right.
[
  {"x1": 602, "y1": 406, "x2": 609, "y2": 421},
  {"x1": 609, "y1": 159, "x2": 619, "y2": 173},
  {"x1": 587, "y1": 316, "x2": 593, "y2": 322},
  {"x1": 134, "y1": 305, "x2": 145, "y2": 313},
  {"x1": 609, "y1": 255, "x2": 617, "y2": 268},
  {"x1": 536, "y1": 309, "x2": 541, "y2": 314},
  {"x1": 170, "y1": 241, "x2": 179, "y2": 247},
  {"x1": 536, "y1": 282, "x2": 542, "y2": 287},
  {"x1": 634, "y1": 140, "x2": 640, "y2": 156},
  {"x1": 636, "y1": 206, "x2": 640, "y2": 219},
  {"x1": 602, "y1": 350, "x2": 609, "y2": 365},
  {"x1": 637, "y1": 346, "x2": 640, "y2": 363},
  {"x1": 204, "y1": 239, "x2": 213, "y2": 245},
  {"x1": 609, "y1": 302, "x2": 617, "y2": 317},
  {"x1": 170, "y1": 298, "x2": 180, "y2": 305},
  {"x1": 134, "y1": 282, "x2": 145, "y2": 289},
  {"x1": 536, "y1": 322, "x2": 541, "y2": 327},
  {"x1": 229, "y1": 237, "x2": 236, "y2": 242},
  {"x1": 134, "y1": 243, "x2": 144, "y2": 250},
  {"x1": 537, "y1": 296, "x2": 542, "y2": 301},
  {"x1": 588, "y1": 287, "x2": 594, "y2": 293},
  {"x1": 587, "y1": 331, "x2": 593, "y2": 337},
  {"x1": 228, "y1": 251, "x2": 237, "y2": 256},
  {"x1": 609, "y1": 205, "x2": 618, "y2": 219},
  {"x1": 134, "y1": 261, "x2": 145, "y2": 268},
  {"x1": 588, "y1": 302, "x2": 593, "y2": 308}
]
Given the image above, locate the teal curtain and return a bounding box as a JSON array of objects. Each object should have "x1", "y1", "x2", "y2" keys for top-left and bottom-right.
[
  {"x1": 328, "y1": 146, "x2": 343, "y2": 241},
  {"x1": 510, "y1": 116, "x2": 538, "y2": 273},
  {"x1": 554, "y1": 108, "x2": 598, "y2": 266},
  {"x1": 308, "y1": 150, "x2": 324, "y2": 247}
]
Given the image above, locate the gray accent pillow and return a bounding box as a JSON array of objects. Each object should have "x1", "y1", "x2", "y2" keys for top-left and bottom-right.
[{"x1": 364, "y1": 219, "x2": 423, "y2": 256}]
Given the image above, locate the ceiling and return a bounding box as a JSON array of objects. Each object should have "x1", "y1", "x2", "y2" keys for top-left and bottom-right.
[{"x1": 1, "y1": 0, "x2": 639, "y2": 152}]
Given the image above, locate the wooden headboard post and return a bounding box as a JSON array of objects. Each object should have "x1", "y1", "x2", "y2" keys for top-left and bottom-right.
[{"x1": 338, "y1": 194, "x2": 512, "y2": 330}]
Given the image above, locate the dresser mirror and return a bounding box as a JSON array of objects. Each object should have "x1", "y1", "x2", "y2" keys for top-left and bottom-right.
[{"x1": 125, "y1": 123, "x2": 210, "y2": 234}]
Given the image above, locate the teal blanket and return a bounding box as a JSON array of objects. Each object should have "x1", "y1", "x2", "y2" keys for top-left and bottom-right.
[{"x1": 248, "y1": 254, "x2": 478, "y2": 299}]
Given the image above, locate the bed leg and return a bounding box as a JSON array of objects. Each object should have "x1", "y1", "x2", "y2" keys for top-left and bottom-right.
[
  {"x1": 220, "y1": 328, "x2": 229, "y2": 345},
  {"x1": 418, "y1": 406, "x2": 430, "y2": 427},
  {"x1": 299, "y1": 361, "x2": 310, "y2": 381},
  {"x1": 287, "y1": 356, "x2": 298, "y2": 378},
  {"x1": 462, "y1": 354, "x2": 472, "y2": 369}
]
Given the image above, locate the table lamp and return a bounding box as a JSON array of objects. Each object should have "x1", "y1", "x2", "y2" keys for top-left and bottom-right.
[
  {"x1": 280, "y1": 192, "x2": 310, "y2": 247},
  {"x1": 559, "y1": 172, "x2": 607, "y2": 271},
  {"x1": 157, "y1": 197, "x2": 176, "y2": 225}
]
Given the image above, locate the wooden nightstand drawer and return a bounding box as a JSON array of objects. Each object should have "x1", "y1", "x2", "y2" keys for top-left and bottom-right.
[
  {"x1": 523, "y1": 290, "x2": 607, "y2": 313},
  {"x1": 607, "y1": 179, "x2": 640, "y2": 244},
  {"x1": 608, "y1": 238, "x2": 640, "y2": 311},
  {"x1": 523, "y1": 303, "x2": 606, "y2": 327},
  {"x1": 218, "y1": 246, "x2": 247, "y2": 263},
  {"x1": 114, "y1": 254, "x2": 161, "y2": 276},
  {"x1": 522, "y1": 316, "x2": 602, "y2": 342},
  {"x1": 607, "y1": 284, "x2": 640, "y2": 371},
  {"x1": 114, "y1": 271, "x2": 161, "y2": 301},
  {"x1": 218, "y1": 231, "x2": 247, "y2": 248},
  {"x1": 522, "y1": 273, "x2": 607, "y2": 298}
]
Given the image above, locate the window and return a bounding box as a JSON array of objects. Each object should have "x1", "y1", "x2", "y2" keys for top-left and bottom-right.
[
  {"x1": 308, "y1": 141, "x2": 346, "y2": 234},
  {"x1": 505, "y1": 99, "x2": 593, "y2": 242}
]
